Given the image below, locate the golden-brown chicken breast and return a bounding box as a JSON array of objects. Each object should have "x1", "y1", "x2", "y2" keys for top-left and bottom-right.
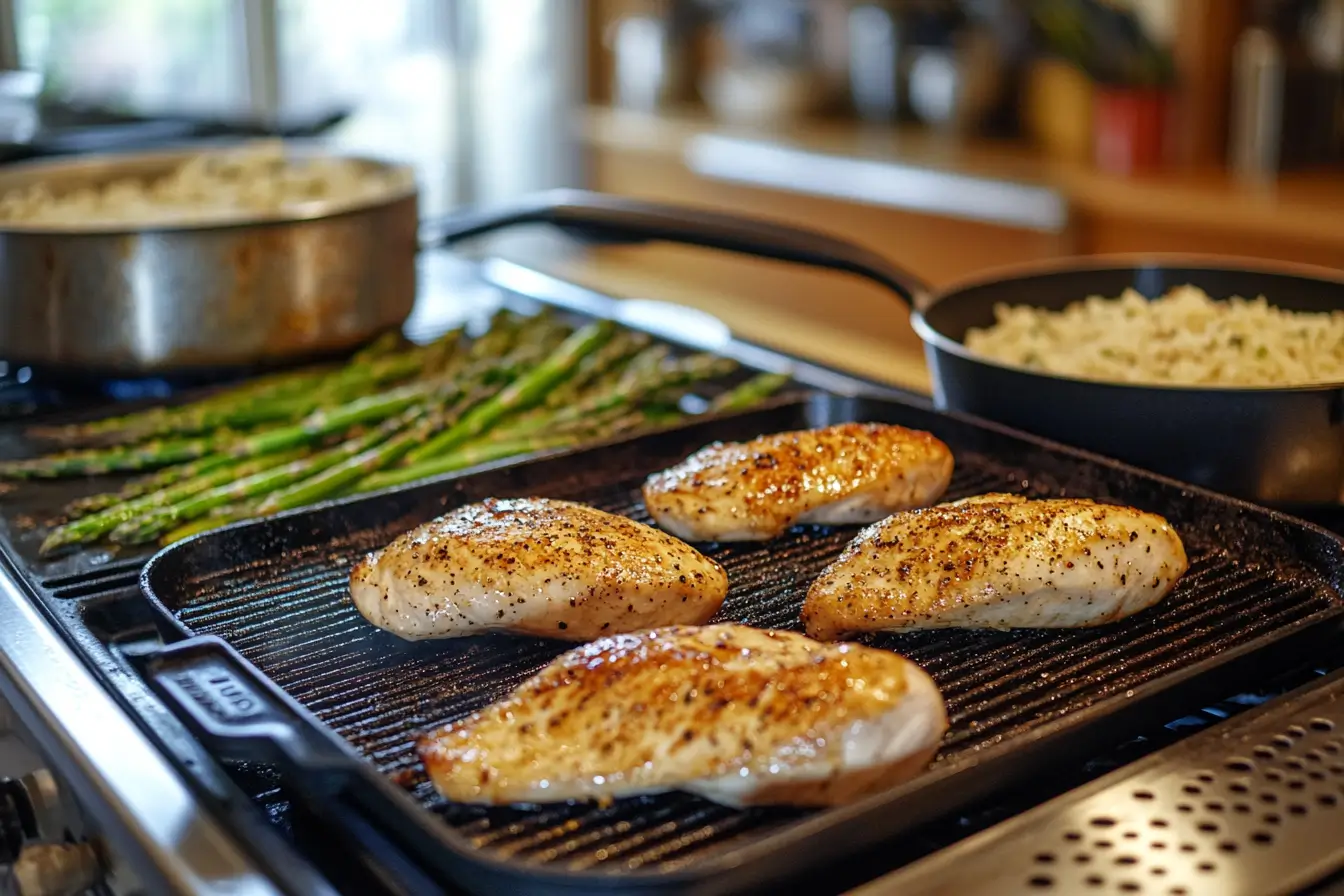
[
  {"x1": 802, "y1": 493, "x2": 1188, "y2": 641},
  {"x1": 417, "y1": 623, "x2": 947, "y2": 808},
  {"x1": 349, "y1": 497, "x2": 728, "y2": 642},
  {"x1": 641, "y1": 423, "x2": 954, "y2": 542}
]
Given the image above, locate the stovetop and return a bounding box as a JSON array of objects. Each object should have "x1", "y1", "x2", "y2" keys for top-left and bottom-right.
[
  {"x1": 2, "y1": 256, "x2": 1343, "y2": 896},
  {"x1": 0, "y1": 361, "x2": 258, "y2": 420}
]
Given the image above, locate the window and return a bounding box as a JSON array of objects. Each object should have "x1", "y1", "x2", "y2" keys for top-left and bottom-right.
[
  {"x1": 17, "y1": 0, "x2": 246, "y2": 114},
  {"x1": 8, "y1": 0, "x2": 577, "y2": 217},
  {"x1": 277, "y1": 0, "x2": 457, "y2": 216}
]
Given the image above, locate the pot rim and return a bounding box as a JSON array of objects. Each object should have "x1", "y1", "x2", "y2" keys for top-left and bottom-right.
[
  {"x1": 0, "y1": 143, "x2": 420, "y2": 236},
  {"x1": 909, "y1": 251, "x2": 1344, "y2": 396}
]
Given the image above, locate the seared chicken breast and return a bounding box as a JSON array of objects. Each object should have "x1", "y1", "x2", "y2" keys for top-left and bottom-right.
[
  {"x1": 641, "y1": 423, "x2": 954, "y2": 542},
  {"x1": 802, "y1": 493, "x2": 1188, "y2": 641},
  {"x1": 418, "y1": 623, "x2": 947, "y2": 808},
  {"x1": 349, "y1": 498, "x2": 728, "y2": 642}
]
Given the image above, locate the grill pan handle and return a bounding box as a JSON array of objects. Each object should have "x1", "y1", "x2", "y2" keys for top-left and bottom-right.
[
  {"x1": 429, "y1": 188, "x2": 928, "y2": 307},
  {"x1": 137, "y1": 635, "x2": 360, "y2": 775},
  {"x1": 135, "y1": 636, "x2": 474, "y2": 893}
]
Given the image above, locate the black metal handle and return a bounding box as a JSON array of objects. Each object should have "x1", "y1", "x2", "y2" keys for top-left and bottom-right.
[
  {"x1": 137, "y1": 637, "x2": 470, "y2": 894},
  {"x1": 138, "y1": 636, "x2": 353, "y2": 780},
  {"x1": 428, "y1": 189, "x2": 928, "y2": 307}
]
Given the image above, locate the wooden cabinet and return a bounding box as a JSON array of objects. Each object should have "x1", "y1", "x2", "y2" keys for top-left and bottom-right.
[
  {"x1": 510, "y1": 105, "x2": 1344, "y2": 393},
  {"x1": 588, "y1": 141, "x2": 1072, "y2": 342}
]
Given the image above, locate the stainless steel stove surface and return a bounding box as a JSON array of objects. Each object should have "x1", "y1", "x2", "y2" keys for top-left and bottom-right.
[{"x1": 0, "y1": 254, "x2": 1342, "y2": 896}]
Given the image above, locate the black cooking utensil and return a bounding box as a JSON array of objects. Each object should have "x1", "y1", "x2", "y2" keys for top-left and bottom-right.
[
  {"x1": 137, "y1": 394, "x2": 1344, "y2": 896},
  {"x1": 133, "y1": 636, "x2": 481, "y2": 894},
  {"x1": 438, "y1": 189, "x2": 1344, "y2": 506}
]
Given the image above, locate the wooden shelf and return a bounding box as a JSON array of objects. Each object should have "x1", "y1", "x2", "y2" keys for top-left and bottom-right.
[
  {"x1": 486, "y1": 105, "x2": 1344, "y2": 396},
  {"x1": 579, "y1": 104, "x2": 1344, "y2": 254}
]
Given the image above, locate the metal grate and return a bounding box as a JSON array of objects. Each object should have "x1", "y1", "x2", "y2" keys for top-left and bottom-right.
[
  {"x1": 164, "y1": 444, "x2": 1344, "y2": 876},
  {"x1": 856, "y1": 668, "x2": 1344, "y2": 896}
]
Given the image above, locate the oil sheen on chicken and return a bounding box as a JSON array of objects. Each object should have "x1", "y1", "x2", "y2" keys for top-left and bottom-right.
[
  {"x1": 641, "y1": 422, "x2": 954, "y2": 542},
  {"x1": 802, "y1": 493, "x2": 1189, "y2": 640},
  {"x1": 417, "y1": 624, "x2": 948, "y2": 808},
  {"x1": 349, "y1": 497, "x2": 729, "y2": 642}
]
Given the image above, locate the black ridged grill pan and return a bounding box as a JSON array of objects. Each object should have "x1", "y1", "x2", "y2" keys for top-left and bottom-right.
[{"x1": 135, "y1": 394, "x2": 1344, "y2": 896}]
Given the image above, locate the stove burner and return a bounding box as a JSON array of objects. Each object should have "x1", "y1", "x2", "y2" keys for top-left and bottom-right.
[
  {"x1": 102, "y1": 378, "x2": 177, "y2": 402},
  {"x1": 0, "y1": 361, "x2": 261, "y2": 422}
]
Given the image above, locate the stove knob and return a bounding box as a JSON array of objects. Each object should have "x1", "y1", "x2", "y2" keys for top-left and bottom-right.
[
  {"x1": 12, "y1": 841, "x2": 103, "y2": 896},
  {"x1": 0, "y1": 776, "x2": 37, "y2": 864},
  {"x1": 18, "y1": 770, "x2": 65, "y2": 843},
  {"x1": 0, "y1": 770, "x2": 67, "y2": 864}
]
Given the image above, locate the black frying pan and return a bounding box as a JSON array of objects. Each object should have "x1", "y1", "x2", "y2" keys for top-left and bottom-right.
[{"x1": 440, "y1": 189, "x2": 1344, "y2": 507}]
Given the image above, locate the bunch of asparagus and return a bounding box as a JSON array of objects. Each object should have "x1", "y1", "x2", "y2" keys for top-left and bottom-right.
[{"x1": 2, "y1": 311, "x2": 790, "y2": 555}]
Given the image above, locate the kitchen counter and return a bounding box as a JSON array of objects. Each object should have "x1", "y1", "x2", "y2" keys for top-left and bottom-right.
[
  {"x1": 515, "y1": 106, "x2": 1344, "y2": 396},
  {"x1": 581, "y1": 105, "x2": 1344, "y2": 253},
  {"x1": 504, "y1": 242, "x2": 936, "y2": 394}
]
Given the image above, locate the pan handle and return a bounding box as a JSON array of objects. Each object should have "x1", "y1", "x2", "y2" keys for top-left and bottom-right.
[
  {"x1": 134, "y1": 636, "x2": 470, "y2": 892},
  {"x1": 428, "y1": 189, "x2": 928, "y2": 308}
]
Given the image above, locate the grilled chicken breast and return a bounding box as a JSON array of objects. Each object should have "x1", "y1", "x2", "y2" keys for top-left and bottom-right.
[
  {"x1": 418, "y1": 623, "x2": 947, "y2": 808},
  {"x1": 802, "y1": 493, "x2": 1188, "y2": 641},
  {"x1": 349, "y1": 498, "x2": 728, "y2": 642},
  {"x1": 641, "y1": 423, "x2": 954, "y2": 542}
]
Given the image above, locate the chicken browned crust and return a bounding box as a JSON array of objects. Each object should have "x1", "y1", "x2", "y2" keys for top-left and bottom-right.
[
  {"x1": 802, "y1": 494, "x2": 1188, "y2": 640},
  {"x1": 418, "y1": 624, "x2": 948, "y2": 808},
  {"x1": 641, "y1": 423, "x2": 954, "y2": 542},
  {"x1": 349, "y1": 497, "x2": 728, "y2": 641}
]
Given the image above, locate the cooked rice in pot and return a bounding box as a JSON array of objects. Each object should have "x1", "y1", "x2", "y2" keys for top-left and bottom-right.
[
  {"x1": 962, "y1": 284, "x2": 1344, "y2": 387},
  {"x1": 0, "y1": 141, "x2": 412, "y2": 228}
]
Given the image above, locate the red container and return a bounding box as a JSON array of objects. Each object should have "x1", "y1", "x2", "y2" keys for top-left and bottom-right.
[{"x1": 1093, "y1": 87, "x2": 1170, "y2": 174}]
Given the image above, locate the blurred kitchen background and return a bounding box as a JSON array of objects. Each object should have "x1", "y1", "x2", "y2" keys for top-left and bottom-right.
[{"x1": 2, "y1": 0, "x2": 1343, "y2": 391}]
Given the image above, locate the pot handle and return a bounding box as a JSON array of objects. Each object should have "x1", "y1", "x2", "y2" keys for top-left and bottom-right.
[{"x1": 429, "y1": 189, "x2": 928, "y2": 308}]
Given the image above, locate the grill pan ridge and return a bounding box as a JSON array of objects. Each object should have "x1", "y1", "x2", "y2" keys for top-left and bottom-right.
[{"x1": 138, "y1": 395, "x2": 1344, "y2": 895}]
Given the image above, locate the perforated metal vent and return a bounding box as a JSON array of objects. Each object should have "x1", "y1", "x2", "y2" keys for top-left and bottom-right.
[{"x1": 853, "y1": 667, "x2": 1344, "y2": 896}]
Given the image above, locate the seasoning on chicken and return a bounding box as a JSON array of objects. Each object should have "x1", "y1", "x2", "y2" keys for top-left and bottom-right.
[
  {"x1": 641, "y1": 423, "x2": 954, "y2": 542},
  {"x1": 802, "y1": 493, "x2": 1188, "y2": 640},
  {"x1": 349, "y1": 497, "x2": 728, "y2": 642},
  {"x1": 417, "y1": 623, "x2": 947, "y2": 808}
]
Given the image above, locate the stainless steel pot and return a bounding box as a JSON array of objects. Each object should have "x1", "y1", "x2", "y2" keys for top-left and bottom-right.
[{"x1": 0, "y1": 149, "x2": 419, "y2": 375}]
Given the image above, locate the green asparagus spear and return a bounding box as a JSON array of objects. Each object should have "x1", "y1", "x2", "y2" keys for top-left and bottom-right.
[
  {"x1": 542, "y1": 330, "x2": 651, "y2": 409},
  {"x1": 30, "y1": 364, "x2": 335, "y2": 444},
  {"x1": 0, "y1": 435, "x2": 226, "y2": 480},
  {"x1": 254, "y1": 321, "x2": 570, "y2": 512},
  {"x1": 350, "y1": 330, "x2": 405, "y2": 363},
  {"x1": 159, "y1": 504, "x2": 263, "y2": 545},
  {"x1": 405, "y1": 320, "x2": 616, "y2": 463},
  {"x1": 418, "y1": 326, "x2": 466, "y2": 374},
  {"x1": 152, "y1": 322, "x2": 533, "y2": 530},
  {"x1": 357, "y1": 432, "x2": 583, "y2": 493},
  {"x1": 60, "y1": 453, "x2": 240, "y2": 519},
  {"x1": 61, "y1": 491, "x2": 132, "y2": 520},
  {"x1": 190, "y1": 348, "x2": 434, "y2": 434},
  {"x1": 479, "y1": 349, "x2": 733, "y2": 444},
  {"x1": 709, "y1": 372, "x2": 791, "y2": 412},
  {"x1": 110, "y1": 410, "x2": 421, "y2": 544},
  {"x1": 4, "y1": 370, "x2": 444, "y2": 480},
  {"x1": 229, "y1": 372, "x2": 463, "y2": 459},
  {"x1": 39, "y1": 448, "x2": 307, "y2": 555},
  {"x1": 253, "y1": 385, "x2": 489, "y2": 513},
  {"x1": 466, "y1": 309, "x2": 527, "y2": 361},
  {"x1": 617, "y1": 345, "x2": 673, "y2": 382},
  {"x1": 375, "y1": 389, "x2": 699, "y2": 496},
  {"x1": 46, "y1": 328, "x2": 457, "y2": 447},
  {"x1": 12, "y1": 313, "x2": 537, "y2": 484},
  {"x1": 544, "y1": 353, "x2": 739, "y2": 430},
  {"x1": 225, "y1": 319, "x2": 554, "y2": 461},
  {"x1": 33, "y1": 316, "x2": 494, "y2": 449}
]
